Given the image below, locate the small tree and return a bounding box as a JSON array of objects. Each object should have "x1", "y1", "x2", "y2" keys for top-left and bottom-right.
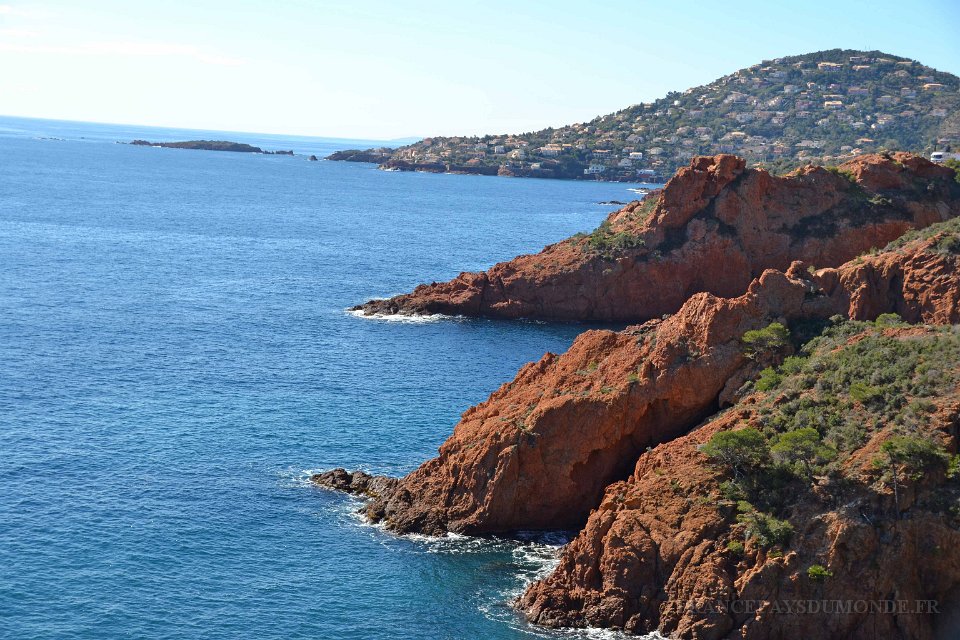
[
  {"x1": 742, "y1": 322, "x2": 791, "y2": 359},
  {"x1": 872, "y1": 434, "x2": 949, "y2": 518},
  {"x1": 771, "y1": 427, "x2": 837, "y2": 482},
  {"x1": 701, "y1": 428, "x2": 770, "y2": 481}
]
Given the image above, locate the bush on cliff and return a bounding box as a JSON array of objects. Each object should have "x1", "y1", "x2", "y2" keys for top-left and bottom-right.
[
  {"x1": 770, "y1": 427, "x2": 837, "y2": 482},
  {"x1": 872, "y1": 434, "x2": 950, "y2": 517},
  {"x1": 701, "y1": 428, "x2": 769, "y2": 482},
  {"x1": 585, "y1": 221, "x2": 645, "y2": 258},
  {"x1": 742, "y1": 322, "x2": 790, "y2": 359}
]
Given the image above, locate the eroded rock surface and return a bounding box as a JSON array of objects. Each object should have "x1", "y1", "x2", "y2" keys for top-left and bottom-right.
[{"x1": 355, "y1": 153, "x2": 959, "y2": 322}]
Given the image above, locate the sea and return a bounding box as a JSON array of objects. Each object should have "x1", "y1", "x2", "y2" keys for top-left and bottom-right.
[{"x1": 0, "y1": 115, "x2": 661, "y2": 639}]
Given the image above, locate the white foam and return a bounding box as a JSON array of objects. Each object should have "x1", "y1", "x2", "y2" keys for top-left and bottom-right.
[{"x1": 345, "y1": 307, "x2": 459, "y2": 323}]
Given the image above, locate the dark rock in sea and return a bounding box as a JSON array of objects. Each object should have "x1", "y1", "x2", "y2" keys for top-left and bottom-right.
[
  {"x1": 308, "y1": 155, "x2": 318, "y2": 161},
  {"x1": 598, "y1": 200, "x2": 629, "y2": 205},
  {"x1": 311, "y1": 468, "x2": 397, "y2": 497}
]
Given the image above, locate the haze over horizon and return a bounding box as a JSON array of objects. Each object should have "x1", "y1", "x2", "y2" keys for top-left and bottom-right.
[{"x1": 1, "y1": 0, "x2": 958, "y2": 140}]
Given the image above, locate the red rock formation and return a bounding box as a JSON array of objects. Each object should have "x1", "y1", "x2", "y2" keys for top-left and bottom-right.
[
  {"x1": 358, "y1": 269, "x2": 834, "y2": 535},
  {"x1": 354, "y1": 153, "x2": 960, "y2": 322},
  {"x1": 520, "y1": 326, "x2": 960, "y2": 640},
  {"x1": 318, "y1": 204, "x2": 960, "y2": 638},
  {"x1": 323, "y1": 219, "x2": 960, "y2": 538},
  {"x1": 816, "y1": 220, "x2": 960, "y2": 324}
]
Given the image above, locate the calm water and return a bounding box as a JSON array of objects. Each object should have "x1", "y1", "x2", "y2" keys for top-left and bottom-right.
[{"x1": 0, "y1": 116, "x2": 652, "y2": 639}]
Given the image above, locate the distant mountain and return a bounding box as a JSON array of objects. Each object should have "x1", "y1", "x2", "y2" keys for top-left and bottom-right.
[{"x1": 330, "y1": 49, "x2": 960, "y2": 181}]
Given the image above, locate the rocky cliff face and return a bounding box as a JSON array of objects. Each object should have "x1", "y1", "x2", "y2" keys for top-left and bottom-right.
[
  {"x1": 520, "y1": 345, "x2": 960, "y2": 640},
  {"x1": 317, "y1": 158, "x2": 960, "y2": 639},
  {"x1": 354, "y1": 153, "x2": 960, "y2": 322},
  {"x1": 319, "y1": 219, "x2": 960, "y2": 537},
  {"x1": 359, "y1": 269, "x2": 828, "y2": 535}
]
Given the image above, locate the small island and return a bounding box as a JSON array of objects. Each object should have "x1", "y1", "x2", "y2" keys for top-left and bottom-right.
[{"x1": 129, "y1": 140, "x2": 294, "y2": 155}]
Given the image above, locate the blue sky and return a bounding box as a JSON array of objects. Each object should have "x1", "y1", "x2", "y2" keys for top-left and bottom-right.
[{"x1": 1, "y1": 0, "x2": 958, "y2": 139}]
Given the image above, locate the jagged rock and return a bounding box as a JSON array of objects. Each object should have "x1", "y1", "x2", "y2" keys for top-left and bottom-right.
[
  {"x1": 311, "y1": 468, "x2": 396, "y2": 497},
  {"x1": 520, "y1": 325, "x2": 960, "y2": 640},
  {"x1": 353, "y1": 153, "x2": 959, "y2": 322}
]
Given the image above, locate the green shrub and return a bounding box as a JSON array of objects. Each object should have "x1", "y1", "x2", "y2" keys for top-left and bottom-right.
[
  {"x1": 874, "y1": 434, "x2": 949, "y2": 479},
  {"x1": 771, "y1": 427, "x2": 837, "y2": 480},
  {"x1": 944, "y1": 158, "x2": 960, "y2": 184},
  {"x1": 936, "y1": 234, "x2": 960, "y2": 255},
  {"x1": 849, "y1": 381, "x2": 883, "y2": 404},
  {"x1": 727, "y1": 540, "x2": 745, "y2": 556},
  {"x1": 873, "y1": 434, "x2": 950, "y2": 517},
  {"x1": 701, "y1": 429, "x2": 770, "y2": 480},
  {"x1": 742, "y1": 323, "x2": 791, "y2": 358},
  {"x1": 737, "y1": 508, "x2": 794, "y2": 548},
  {"x1": 755, "y1": 367, "x2": 782, "y2": 391},
  {"x1": 873, "y1": 313, "x2": 905, "y2": 327},
  {"x1": 807, "y1": 564, "x2": 834, "y2": 581}
]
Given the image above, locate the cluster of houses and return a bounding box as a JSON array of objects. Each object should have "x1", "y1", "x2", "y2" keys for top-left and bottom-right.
[{"x1": 390, "y1": 54, "x2": 955, "y2": 179}]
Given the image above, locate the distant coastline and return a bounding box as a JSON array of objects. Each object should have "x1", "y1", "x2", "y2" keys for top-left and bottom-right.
[
  {"x1": 326, "y1": 48, "x2": 958, "y2": 183},
  {"x1": 129, "y1": 139, "x2": 294, "y2": 155}
]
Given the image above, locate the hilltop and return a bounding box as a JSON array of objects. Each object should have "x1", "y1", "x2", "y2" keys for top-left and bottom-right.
[{"x1": 330, "y1": 49, "x2": 959, "y2": 181}]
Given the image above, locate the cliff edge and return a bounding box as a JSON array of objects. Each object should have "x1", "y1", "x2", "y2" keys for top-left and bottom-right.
[{"x1": 353, "y1": 153, "x2": 959, "y2": 322}]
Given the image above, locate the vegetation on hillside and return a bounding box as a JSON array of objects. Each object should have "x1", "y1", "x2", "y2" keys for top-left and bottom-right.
[
  {"x1": 702, "y1": 316, "x2": 959, "y2": 550},
  {"x1": 339, "y1": 49, "x2": 960, "y2": 182}
]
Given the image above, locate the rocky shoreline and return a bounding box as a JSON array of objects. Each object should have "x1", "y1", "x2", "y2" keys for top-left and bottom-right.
[
  {"x1": 316, "y1": 153, "x2": 960, "y2": 639},
  {"x1": 353, "y1": 153, "x2": 958, "y2": 323}
]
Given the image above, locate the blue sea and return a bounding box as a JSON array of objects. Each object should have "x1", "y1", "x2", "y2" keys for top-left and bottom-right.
[{"x1": 0, "y1": 116, "x2": 656, "y2": 639}]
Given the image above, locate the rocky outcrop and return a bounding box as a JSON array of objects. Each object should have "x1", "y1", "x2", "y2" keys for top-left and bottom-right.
[
  {"x1": 316, "y1": 208, "x2": 960, "y2": 636},
  {"x1": 327, "y1": 218, "x2": 960, "y2": 539},
  {"x1": 354, "y1": 153, "x2": 960, "y2": 322},
  {"x1": 130, "y1": 139, "x2": 265, "y2": 153},
  {"x1": 816, "y1": 219, "x2": 960, "y2": 324},
  {"x1": 520, "y1": 354, "x2": 960, "y2": 639},
  {"x1": 311, "y1": 468, "x2": 397, "y2": 497},
  {"x1": 359, "y1": 268, "x2": 830, "y2": 535}
]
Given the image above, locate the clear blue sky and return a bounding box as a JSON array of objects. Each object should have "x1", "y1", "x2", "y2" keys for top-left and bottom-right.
[{"x1": 1, "y1": 0, "x2": 958, "y2": 139}]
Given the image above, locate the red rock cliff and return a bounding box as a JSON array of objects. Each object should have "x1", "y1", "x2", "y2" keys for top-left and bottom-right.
[
  {"x1": 321, "y1": 220, "x2": 960, "y2": 540},
  {"x1": 354, "y1": 153, "x2": 960, "y2": 322}
]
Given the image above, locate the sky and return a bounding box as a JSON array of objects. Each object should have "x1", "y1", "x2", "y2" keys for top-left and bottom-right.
[{"x1": 1, "y1": 0, "x2": 958, "y2": 140}]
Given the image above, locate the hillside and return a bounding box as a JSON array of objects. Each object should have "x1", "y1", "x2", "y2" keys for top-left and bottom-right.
[{"x1": 330, "y1": 49, "x2": 959, "y2": 181}]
